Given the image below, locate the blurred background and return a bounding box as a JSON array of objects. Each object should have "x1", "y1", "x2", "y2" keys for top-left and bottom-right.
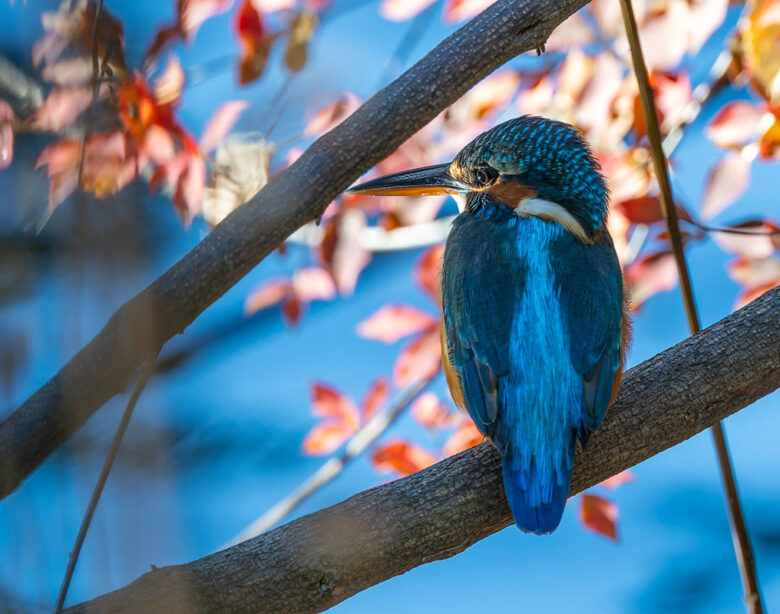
[{"x1": 0, "y1": 0, "x2": 779, "y2": 611}]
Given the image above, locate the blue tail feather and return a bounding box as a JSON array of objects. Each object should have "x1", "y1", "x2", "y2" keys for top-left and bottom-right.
[{"x1": 502, "y1": 454, "x2": 572, "y2": 534}]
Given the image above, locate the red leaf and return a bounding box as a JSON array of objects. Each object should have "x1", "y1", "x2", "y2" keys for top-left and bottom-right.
[
  {"x1": 33, "y1": 86, "x2": 92, "y2": 130},
  {"x1": 713, "y1": 220, "x2": 780, "y2": 258},
  {"x1": 357, "y1": 305, "x2": 437, "y2": 343},
  {"x1": 580, "y1": 493, "x2": 618, "y2": 540},
  {"x1": 652, "y1": 72, "x2": 693, "y2": 133},
  {"x1": 37, "y1": 139, "x2": 81, "y2": 176},
  {"x1": 154, "y1": 56, "x2": 185, "y2": 106},
  {"x1": 361, "y1": 377, "x2": 389, "y2": 421},
  {"x1": 411, "y1": 392, "x2": 453, "y2": 429},
  {"x1": 0, "y1": 101, "x2": 14, "y2": 171},
  {"x1": 443, "y1": 0, "x2": 493, "y2": 22},
  {"x1": 173, "y1": 155, "x2": 207, "y2": 223},
  {"x1": 319, "y1": 209, "x2": 371, "y2": 295},
  {"x1": 302, "y1": 421, "x2": 352, "y2": 455},
  {"x1": 637, "y1": 0, "x2": 691, "y2": 72},
  {"x1": 625, "y1": 251, "x2": 678, "y2": 310},
  {"x1": 449, "y1": 70, "x2": 520, "y2": 122},
  {"x1": 372, "y1": 439, "x2": 436, "y2": 476},
  {"x1": 701, "y1": 150, "x2": 753, "y2": 221},
  {"x1": 617, "y1": 195, "x2": 693, "y2": 225},
  {"x1": 281, "y1": 295, "x2": 302, "y2": 326},
  {"x1": 244, "y1": 279, "x2": 292, "y2": 315},
  {"x1": 599, "y1": 470, "x2": 634, "y2": 490},
  {"x1": 380, "y1": 0, "x2": 436, "y2": 21},
  {"x1": 727, "y1": 256, "x2": 780, "y2": 287},
  {"x1": 254, "y1": 0, "x2": 298, "y2": 11},
  {"x1": 292, "y1": 266, "x2": 337, "y2": 302},
  {"x1": 545, "y1": 13, "x2": 594, "y2": 51},
  {"x1": 200, "y1": 100, "x2": 249, "y2": 153},
  {"x1": 236, "y1": 0, "x2": 276, "y2": 84},
  {"x1": 393, "y1": 328, "x2": 442, "y2": 388},
  {"x1": 442, "y1": 420, "x2": 483, "y2": 456},
  {"x1": 180, "y1": 0, "x2": 232, "y2": 38},
  {"x1": 616, "y1": 196, "x2": 664, "y2": 224},
  {"x1": 415, "y1": 244, "x2": 444, "y2": 305},
  {"x1": 304, "y1": 93, "x2": 361, "y2": 137},
  {"x1": 734, "y1": 280, "x2": 780, "y2": 310},
  {"x1": 310, "y1": 382, "x2": 361, "y2": 430},
  {"x1": 41, "y1": 57, "x2": 93, "y2": 86},
  {"x1": 706, "y1": 101, "x2": 767, "y2": 148}
]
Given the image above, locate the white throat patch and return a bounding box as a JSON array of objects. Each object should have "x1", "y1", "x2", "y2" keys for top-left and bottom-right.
[{"x1": 515, "y1": 198, "x2": 591, "y2": 243}]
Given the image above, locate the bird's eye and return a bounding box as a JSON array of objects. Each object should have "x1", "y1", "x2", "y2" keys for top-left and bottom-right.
[{"x1": 475, "y1": 168, "x2": 496, "y2": 186}]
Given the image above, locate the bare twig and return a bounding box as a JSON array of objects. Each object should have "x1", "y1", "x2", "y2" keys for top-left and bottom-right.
[
  {"x1": 63, "y1": 288, "x2": 780, "y2": 614},
  {"x1": 54, "y1": 349, "x2": 160, "y2": 613},
  {"x1": 619, "y1": 1, "x2": 764, "y2": 612},
  {"x1": 227, "y1": 376, "x2": 433, "y2": 546},
  {"x1": 76, "y1": 0, "x2": 104, "y2": 187}
]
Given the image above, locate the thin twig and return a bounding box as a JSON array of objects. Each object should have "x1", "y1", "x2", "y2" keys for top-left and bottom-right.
[
  {"x1": 226, "y1": 376, "x2": 434, "y2": 546},
  {"x1": 77, "y1": 0, "x2": 104, "y2": 187},
  {"x1": 377, "y1": 2, "x2": 439, "y2": 88},
  {"x1": 619, "y1": 1, "x2": 764, "y2": 612},
  {"x1": 54, "y1": 350, "x2": 160, "y2": 613}
]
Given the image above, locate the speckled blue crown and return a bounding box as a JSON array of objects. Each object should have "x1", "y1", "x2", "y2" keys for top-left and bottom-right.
[{"x1": 455, "y1": 116, "x2": 609, "y2": 234}]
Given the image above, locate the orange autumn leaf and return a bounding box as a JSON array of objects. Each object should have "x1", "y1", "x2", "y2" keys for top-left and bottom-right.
[
  {"x1": 302, "y1": 421, "x2": 353, "y2": 455},
  {"x1": 0, "y1": 101, "x2": 15, "y2": 171},
  {"x1": 599, "y1": 470, "x2": 634, "y2": 490},
  {"x1": 361, "y1": 377, "x2": 389, "y2": 421},
  {"x1": 414, "y1": 244, "x2": 444, "y2": 305},
  {"x1": 291, "y1": 267, "x2": 337, "y2": 303},
  {"x1": 372, "y1": 439, "x2": 436, "y2": 476},
  {"x1": 580, "y1": 493, "x2": 618, "y2": 540},
  {"x1": 625, "y1": 251, "x2": 678, "y2": 310},
  {"x1": 442, "y1": 420, "x2": 483, "y2": 456},
  {"x1": 393, "y1": 328, "x2": 442, "y2": 388},
  {"x1": 310, "y1": 382, "x2": 360, "y2": 430},
  {"x1": 200, "y1": 100, "x2": 250, "y2": 154},
  {"x1": 357, "y1": 305, "x2": 438, "y2": 343},
  {"x1": 244, "y1": 279, "x2": 293, "y2": 315},
  {"x1": 411, "y1": 392, "x2": 453, "y2": 429}
]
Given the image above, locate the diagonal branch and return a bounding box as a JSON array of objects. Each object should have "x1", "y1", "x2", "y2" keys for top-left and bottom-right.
[
  {"x1": 65, "y1": 287, "x2": 780, "y2": 614},
  {"x1": 0, "y1": 0, "x2": 579, "y2": 500}
]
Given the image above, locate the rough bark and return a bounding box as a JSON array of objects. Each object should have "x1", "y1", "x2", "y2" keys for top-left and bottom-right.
[
  {"x1": 66, "y1": 287, "x2": 780, "y2": 614},
  {"x1": 0, "y1": 0, "x2": 586, "y2": 499}
]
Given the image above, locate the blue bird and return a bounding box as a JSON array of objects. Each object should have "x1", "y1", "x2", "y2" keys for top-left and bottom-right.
[{"x1": 348, "y1": 116, "x2": 629, "y2": 534}]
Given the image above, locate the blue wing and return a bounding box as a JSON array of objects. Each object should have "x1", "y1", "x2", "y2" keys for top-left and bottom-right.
[
  {"x1": 441, "y1": 214, "x2": 522, "y2": 439},
  {"x1": 549, "y1": 231, "x2": 623, "y2": 442}
]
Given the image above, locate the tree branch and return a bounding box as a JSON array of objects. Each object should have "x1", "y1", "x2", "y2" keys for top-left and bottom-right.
[
  {"x1": 0, "y1": 53, "x2": 43, "y2": 115},
  {"x1": 0, "y1": 0, "x2": 581, "y2": 499},
  {"x1": 65, "y1": 287, "x2": 780, "y2": 614}
]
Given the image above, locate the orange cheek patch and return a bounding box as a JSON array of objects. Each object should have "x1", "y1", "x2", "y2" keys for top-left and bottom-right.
[{"x1": 487, "y1": 181, "x2": 537, "y2": 208}]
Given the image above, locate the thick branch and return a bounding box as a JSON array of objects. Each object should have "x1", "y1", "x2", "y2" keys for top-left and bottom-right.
[
  {"x1": 66, "y1": 287, "x2": 780, "y2": 614},
  {"x1": 0, "y1": 0, "x2": 581, "y2": 499}
]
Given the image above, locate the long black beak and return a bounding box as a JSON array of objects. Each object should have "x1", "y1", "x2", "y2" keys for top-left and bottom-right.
[{"x1": 347, "y1": 163, "x2": 467, "y2": 197}]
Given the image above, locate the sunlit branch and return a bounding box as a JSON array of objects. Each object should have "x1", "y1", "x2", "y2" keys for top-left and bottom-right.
[
  {"x1": 226, "y1": 376, "x2": 433, "y2": 547},
  {"x1": 64, "y1": 288, "x2": 780, "y2": 614}
]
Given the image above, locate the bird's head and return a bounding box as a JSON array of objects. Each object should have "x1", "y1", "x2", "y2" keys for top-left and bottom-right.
[{"x1": 348, "y1": 116, "x2": 609, "y2": 241}]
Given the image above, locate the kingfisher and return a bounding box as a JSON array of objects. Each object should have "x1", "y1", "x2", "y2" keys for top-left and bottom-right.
[{"x1": 348, "y1": 116, "x2": 628, "y2": 534}]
